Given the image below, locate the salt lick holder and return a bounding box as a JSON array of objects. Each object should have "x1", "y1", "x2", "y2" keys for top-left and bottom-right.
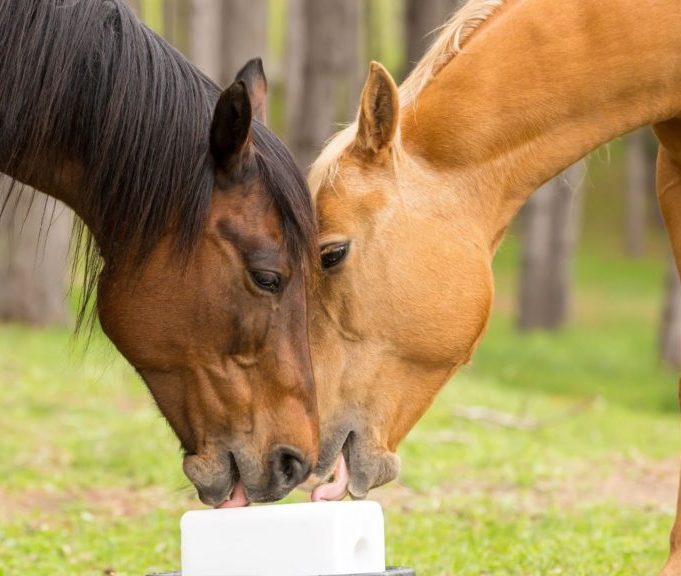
[{"x1": 147, "y1": 501, "x2": 414, "y2": 576}]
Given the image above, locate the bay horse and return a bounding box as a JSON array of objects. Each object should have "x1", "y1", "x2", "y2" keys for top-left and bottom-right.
[
  {"x1": 0, "y1": 0, "x2": 318, "y2": 508},
  {"x1": 307, "y1": 0, "x2": 681, "y2": 571}
]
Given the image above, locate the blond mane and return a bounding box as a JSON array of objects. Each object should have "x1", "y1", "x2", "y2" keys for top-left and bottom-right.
[{"x1": 308, "y1": 0, "x2": 505, "y2": 196}]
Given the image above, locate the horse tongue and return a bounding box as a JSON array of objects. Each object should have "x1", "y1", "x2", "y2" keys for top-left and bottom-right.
[
  {"x1": 218, "y1": 479, "x2": 250, "y2": 508},
  {"x1": 310, "y1": 454, "x2": 349, "y2": 502}
]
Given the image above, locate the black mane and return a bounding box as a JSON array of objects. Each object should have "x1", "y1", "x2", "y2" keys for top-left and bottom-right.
[{"x1": 0, "y1": 0, "x2": 316, "y2": 324}]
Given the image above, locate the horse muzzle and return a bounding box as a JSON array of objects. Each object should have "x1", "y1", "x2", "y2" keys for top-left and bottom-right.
[
  {"x1": 183, "y1": 445, "x2": 312, "y2": 507},
  {"x1": 310, "y1": 428, "x2": 401, "y2": 501}
]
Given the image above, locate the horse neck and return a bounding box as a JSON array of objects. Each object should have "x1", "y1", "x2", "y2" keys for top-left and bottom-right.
[
  {"x1": 401, "y1": 0, "x2": 681, "y2": 248},
  {"x1": 3, "y1": 156, "x2": 85, "y2": 221}
]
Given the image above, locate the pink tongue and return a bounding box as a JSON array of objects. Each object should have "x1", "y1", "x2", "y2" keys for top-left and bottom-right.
[
  {"x1": 311, "y1": 454, "x2": 349, "y2": 502},
  {"x1": 217, "y1": 479, "x2": 250, "y2": 508}
]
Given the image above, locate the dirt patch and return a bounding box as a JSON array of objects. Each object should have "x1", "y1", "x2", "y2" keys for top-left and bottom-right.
[
  {"x1": 2, "y1": 455, "x2": 677, "y2": 523},
  {"x1": 541, "y1": 455, "x2": 678, "y2": 513},
  {"x1": 0, "y1": 485, "x2": 200, "y2": 522},
  {"x1": 373, "y1": 455, "x2": 679, "y2": 514}
]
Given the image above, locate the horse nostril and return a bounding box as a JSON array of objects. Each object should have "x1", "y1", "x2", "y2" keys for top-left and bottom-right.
[
  {"x1": 282, "y1": 453, "x2": 302, "y2": 483},
  {"x1": 272, "y1": 446, "x2": 310, "y2": 488}
]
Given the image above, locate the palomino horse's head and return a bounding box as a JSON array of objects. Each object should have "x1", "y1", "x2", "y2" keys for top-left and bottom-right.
[
  {"x1": 308, "y1": 63, "x2": 494, "y2": 499},
  {"x1": 97, "y1": 61, "x2": 318, "y2": 506}
]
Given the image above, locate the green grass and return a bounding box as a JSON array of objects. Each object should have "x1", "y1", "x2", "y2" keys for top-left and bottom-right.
[
  {"x1": 2, "y1": 233, "x2": 680, "y2": 575},
  {"x1": 2, "y1": 4, "x2": 674, "y2": 574}
]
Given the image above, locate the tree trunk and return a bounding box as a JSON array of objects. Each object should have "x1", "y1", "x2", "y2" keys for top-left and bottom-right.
[
  {"x1": 660, "y1": 256, "x2": 681, "y2": 368},
  {"x1": 219, "y1": 0, "x2": 268, "y2": 87},
  {"x1": 0, "y1": 180, "x2": 72, "y2": 326},
  {"x1": 163, "y1": 0, "x2": 178, "y2": 47},
  {"x1": 363, "y1": 0, "x2": 380, "y2": 65},
  {"x1": 404, "y1": 0, "x2": 459, "y2": 77},
  {"x1": 188, "y1": 0, "x2": 222, "y2": 81},
  {"x1": 172, "y1": 0, "x2": 192, "y2": 57},
  {"x1": 288, "y1": 0, "x2": 361, "y2": 170},
  {"x1": 517, "y1": 162, "x2": 585, "y2": 331},
  {"x1": 284, "y1": 0, "x2": 305, "y2": 146},
  {"x1": 625, "y1": 128, "x2": 652, "y2": 256}
]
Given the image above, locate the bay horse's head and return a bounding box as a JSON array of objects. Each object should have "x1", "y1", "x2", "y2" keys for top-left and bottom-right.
[
  {"x1": 96, "y1": 60, "x2": 318, "y2": 506},
  {"x1": 307, "y1": 63, "x2": 494, "y2": 499}
]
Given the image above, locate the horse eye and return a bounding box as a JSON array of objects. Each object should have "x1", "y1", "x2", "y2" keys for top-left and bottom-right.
[
  {"x1": 321, "y1": 242, "x2": 350, "y2": 270},
  {"x1": 249, "y1": 270, "x2": 282, "y2": 294}
]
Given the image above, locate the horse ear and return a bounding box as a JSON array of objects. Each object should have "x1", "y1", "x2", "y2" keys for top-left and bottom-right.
[
  {"x1": 355, "y1": 61, "x2": 399, "y2": 155},
  {"x1": 235, "y1": 57, "x2": 268, "y2": 125},
  {"x1": 210, "y1": 80, "x2": 252, "y2": 170}
]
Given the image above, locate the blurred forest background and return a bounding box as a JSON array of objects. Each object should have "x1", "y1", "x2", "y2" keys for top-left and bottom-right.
[
  {"x1": 2, "y1": 1, "x2": 681, "y2": 574},
  {"x1": 2, "y1": 0, "x2": 678, "y2": 366}
]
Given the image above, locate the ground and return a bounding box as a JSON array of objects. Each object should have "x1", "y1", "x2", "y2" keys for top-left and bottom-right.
[{"x1": 2, "y1": 216, "x2": 680, "y2": 575}]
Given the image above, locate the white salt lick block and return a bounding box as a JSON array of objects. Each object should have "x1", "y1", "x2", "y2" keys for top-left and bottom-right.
[{"x1": 181, "y1": 501, "x2": 386, "y2": 576}]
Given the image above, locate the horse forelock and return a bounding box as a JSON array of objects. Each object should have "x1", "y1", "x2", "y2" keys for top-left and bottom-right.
[
  {"x1": 250, "y1": 121, "x2": 318, "y2": 269},
  {"x1": 308, "y1": 0, "x2": 505, "y2": 198},
  {"x1": 308, "y1": 125, "x2": 358, "y2": 200}
]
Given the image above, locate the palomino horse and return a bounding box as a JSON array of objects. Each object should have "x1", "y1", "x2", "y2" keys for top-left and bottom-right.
[
  {"x1": 308, "y1": 0, "x2": 681, "y2": 570},
  {"x1": 0, "y1": 0, "x2": 318, "y2": 508}
]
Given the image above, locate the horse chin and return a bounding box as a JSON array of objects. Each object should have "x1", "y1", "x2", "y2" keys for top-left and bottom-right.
[
  {"x1": 309, "y1": 430, "x2": 401, "y2": 501},
  {"x1": 185, "y1": 451, "x2": 240, "y2": 508},
  {"x1": 205, "y1": 457, "x2": 291, "y2": 507},
  {"x1": 231, "y1": 451, "x2": 302, "y2": 504},
  {"x1": 345, "y1": 437, "x2": 401, "y2": 499},
  {"x1": 186, "y1": 452, "x2": 259, "y2": 508}
]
